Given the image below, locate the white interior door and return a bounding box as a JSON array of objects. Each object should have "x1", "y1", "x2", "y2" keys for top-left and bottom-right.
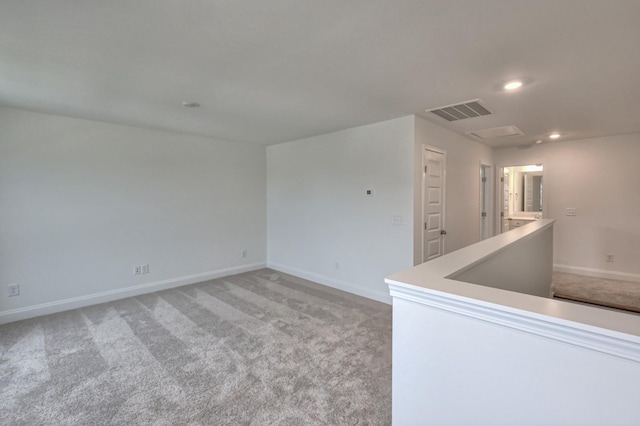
[
  {"x1": 480, "y1": 164, "x2": 493, "y2": 240},
  {"x1": 501, "y1": 168, "x2": 510, "y2": 233},
  {"x1": 423, "y1": 147, "x2": 446, "y2": 262}
]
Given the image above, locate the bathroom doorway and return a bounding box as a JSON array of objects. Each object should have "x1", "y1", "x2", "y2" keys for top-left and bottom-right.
[{"x1": 499, "y1": 164, "x2": 543, "y2": 233}]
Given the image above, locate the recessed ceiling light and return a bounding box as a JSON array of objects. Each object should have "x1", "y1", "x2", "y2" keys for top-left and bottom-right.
[
  {"x1": 549, "y1": 133, "x2": 561, "y2": 139},
  {"x1": 504, "y1": 80, "x2": 523, "y2": 90},
  {"x1": 535, "y1": 140, "x2": 543, "y2": 144},
  {"x1": 182, "y1": 101, "x2": 200, "y2": 108}
]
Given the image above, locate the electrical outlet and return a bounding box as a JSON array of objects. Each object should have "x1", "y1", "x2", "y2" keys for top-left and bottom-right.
[
  {"x1": 141, "y1": 264, "x2": 149, "y2": 274},
  {"x1": 606, "y1": 254, "x2": 614, "y2": 263},
  {"x1": 134, "y1": 265, "x2": 142, "y2": 275},
  {"x1": 241, "y1": 249, "x2": 247, "y2": 258},
  {"x1": 566, "y1": 208, "x2": 577, "y2": 216},
  {"x1": 8, "y1": 283, "x2": 20, "y2": 297}
]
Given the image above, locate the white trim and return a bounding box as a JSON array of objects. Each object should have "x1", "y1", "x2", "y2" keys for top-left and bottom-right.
[
  {"x1": 0, "y1": 262, "x2": 266, "y2": 324},
  {"x1": 389, "y1": 282, "x2": 640, "y2": 363},
  {"x1": 554, "y1": 264, "x2": 640, "y2": 283},
  {"x1": 267, "y1": 262, "x2": 392, "y2": 305},
  {"x1": 479, "y1": 161, "x2": 484, "y2": 240}
]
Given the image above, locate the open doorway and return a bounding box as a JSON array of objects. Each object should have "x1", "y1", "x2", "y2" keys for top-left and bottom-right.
[{"x1": 499, "y1": 164, "x2": 543, "y2": 233}]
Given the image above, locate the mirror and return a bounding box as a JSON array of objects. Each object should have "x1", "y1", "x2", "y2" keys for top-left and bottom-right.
[
  {"x1": 500, "y1": 164, "x2": 543, "y2": 232},
  {"x1": 521, "y1": 172, "x2": 543, "y2": 212}
]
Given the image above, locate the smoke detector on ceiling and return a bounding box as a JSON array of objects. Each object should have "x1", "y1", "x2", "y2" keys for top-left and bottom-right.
[
  {"x1": 467, "y1": 125, "x2": 524, "y2": 140},
  {"x1": 427, "y1": 99, "x2": 492, "y2": 122}
]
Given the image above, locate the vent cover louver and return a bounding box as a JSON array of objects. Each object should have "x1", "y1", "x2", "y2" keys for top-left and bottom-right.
[{"x1": 427, "y1": 99, "x2": 492, "y2": 122}]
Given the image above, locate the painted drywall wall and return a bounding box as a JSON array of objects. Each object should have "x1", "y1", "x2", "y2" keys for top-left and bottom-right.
[
  {"x1": 390, "y1": 220, "x2": 640, "y2": 425},
  {"x1": 494, "y1": 133, "x2": 640, "y2": 281},
  {"x1": 392, "y1": 295, "x2": 640, "y2": 425},
  {"x1": 0, "y1": 107, "x2": 266, "y2": 322},
  {"x1": 452, "y1": 223, "x2": 553, "y2": 298},
  {"x1": 413, "y1": 116, "x2": 494, "y2": 265},
  {"x1": 267, "y1": 116, "x2": 415, "y2": 303}
]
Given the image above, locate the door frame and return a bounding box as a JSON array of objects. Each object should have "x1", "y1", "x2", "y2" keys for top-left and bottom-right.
[
  {"x1": 497, "y1": 166, "x2": 509, "y2": 233},
  {"x1": 422, "y1": 145, "x2": 447, "y2": 263},
  {"x1": 479, "y1": 163, "x2": 494, "y2": 240}
]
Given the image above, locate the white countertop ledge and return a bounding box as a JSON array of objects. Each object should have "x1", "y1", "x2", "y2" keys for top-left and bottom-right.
[{"x1": 386, "y1": 219, "x2": 640, "y2": 362}]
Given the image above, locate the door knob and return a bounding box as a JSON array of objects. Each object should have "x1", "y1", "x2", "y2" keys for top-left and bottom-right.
[{"x1": 440, "y1": 230, "x2": 447, "y2": 235}]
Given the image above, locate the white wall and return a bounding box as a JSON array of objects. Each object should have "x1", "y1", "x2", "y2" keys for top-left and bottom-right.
[
  {"x1": 451, "y1": 223, "x2": 553, "y2": 298},
  {"x1": 388, "y1": 220, "x2": 640, "y2": 425},
  {"x1": 0, "y1": 107, "x2": 266, "y2": 323},
  {"x1": 267, "y1": 116, "x2": 415, "y2": 303},
  {"x1": 392, "y1": 296, "x2": 640, "y2": 426},
  {"x1": 494, "y1": 133, "x2": 640, "y2": 281},
  {"x1": 413, "y1": 116, "x2": 494, "y2": 264}
]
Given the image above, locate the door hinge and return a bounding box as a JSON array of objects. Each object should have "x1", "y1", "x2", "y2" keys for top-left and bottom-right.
[
  {"x1": 482, "y1": 177, "x2": 487, "y2": 183},
  {"x1": 424, "y1": 222, "x2": 427, "y2": 230},
  {"x1": 500, "y1": 177, "x2": 504, "y2": 182},
  {"x1": 424, "y1": 166, "x2": 427, "y2": 173},
  {"x1": 500, "y1": 212, "x2": 504, "y2": 217},
  {"x1": 481, "y1": 212, "x2": 487, "y2": 217}
]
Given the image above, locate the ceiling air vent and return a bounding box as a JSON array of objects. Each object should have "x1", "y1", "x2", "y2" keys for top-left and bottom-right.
[
  {"x1": 427, "y1": 99, "x2": 492, "y2": 122},
  {"x1": 467, "y1": 125, "x2": 524, "y2": 140}
]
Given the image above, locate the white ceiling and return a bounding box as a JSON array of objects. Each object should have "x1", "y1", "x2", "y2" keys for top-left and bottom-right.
[{"x1": 1, "y1": 1, "x2": 639, "y2": 147}]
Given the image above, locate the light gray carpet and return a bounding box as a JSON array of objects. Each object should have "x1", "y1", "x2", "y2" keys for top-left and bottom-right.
[
  {"x1": 552, "y1": 272, "x2": 640, "y2": 313},
  {"x1": 0, "y1": 269, "x2": 392, "y2": 425}
]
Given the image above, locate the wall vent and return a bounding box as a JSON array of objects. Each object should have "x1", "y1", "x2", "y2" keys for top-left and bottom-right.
[{"x1": 427, "y1": 99, "x2": 492, "y2": 122}]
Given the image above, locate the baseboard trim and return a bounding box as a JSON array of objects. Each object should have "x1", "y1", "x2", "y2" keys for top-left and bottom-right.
[
  {"x1": 0, "y1": 262, "x2": 266, "y2": 325},
  {"x1": 267, "y1": 262, "x2": 392, "y2": 305},
  {"x1": 554, "y1": 264, "x2": 640, "y2": 283}
]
